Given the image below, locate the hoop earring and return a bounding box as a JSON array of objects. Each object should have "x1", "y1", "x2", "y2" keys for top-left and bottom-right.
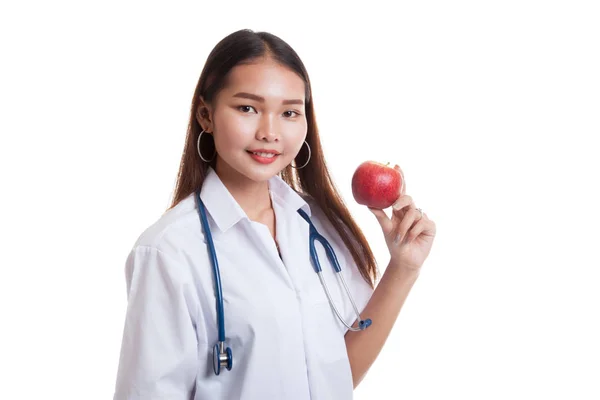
[
  {"x1": 291, "y1": 140, "x2": 311, "y2": 169},
  {"x1": 197, "y1": 129, "x2": 216, "y2": 163}
]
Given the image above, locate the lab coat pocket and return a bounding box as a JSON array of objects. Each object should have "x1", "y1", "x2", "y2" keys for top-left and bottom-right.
[{"x1": 306, "y1": 299, "x2": 349, "y2": 365}]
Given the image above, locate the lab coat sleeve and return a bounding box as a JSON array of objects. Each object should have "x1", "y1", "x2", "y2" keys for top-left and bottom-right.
[{"x1": 113, "y1": 245, "x2": 199, "y2": 400}]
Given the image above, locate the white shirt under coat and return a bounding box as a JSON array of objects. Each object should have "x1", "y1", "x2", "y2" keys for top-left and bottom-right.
[{"x1": 113, "y1": 166, "x2": 374, "y2": 399}]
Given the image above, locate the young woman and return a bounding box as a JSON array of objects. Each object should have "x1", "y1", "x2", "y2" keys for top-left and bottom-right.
[{"x1": 113, "y1": 29, "x2": 436, "y2": 400}]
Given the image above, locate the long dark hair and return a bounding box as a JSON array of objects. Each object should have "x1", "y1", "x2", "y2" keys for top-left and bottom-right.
[{"x1": 168, "y1": 29, "x2": 378, "y2": 288}]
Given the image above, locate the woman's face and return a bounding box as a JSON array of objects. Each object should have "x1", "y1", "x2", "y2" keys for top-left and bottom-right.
[{"x1": 203, "y1": 58, "x2": 308, "y2": 185}]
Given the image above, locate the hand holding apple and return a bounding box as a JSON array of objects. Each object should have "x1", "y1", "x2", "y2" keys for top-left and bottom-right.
[{"x1": 352, "y1": 160, "x2": 436, "y2": 272}]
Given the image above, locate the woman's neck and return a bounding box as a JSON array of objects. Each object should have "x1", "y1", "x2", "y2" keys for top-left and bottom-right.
[{"x1": 214, "y1": 162, "x2": 273, "y2": 220}]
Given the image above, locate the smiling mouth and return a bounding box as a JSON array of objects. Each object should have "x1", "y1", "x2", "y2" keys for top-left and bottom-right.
[{"x1": 246, "y1": 151, "x2": 280, "y2": 158}]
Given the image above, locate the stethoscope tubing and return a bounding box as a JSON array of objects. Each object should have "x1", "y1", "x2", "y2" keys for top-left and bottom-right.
[
  {"x1": 196, "y1": 192, "x2": 226, "y2": 343},
  {"x1": 196, "y1": 190, "x2": 371, "y2": 374},
  {"x1": 298, "y1": 209, "x2": 371, "y2": 332}
]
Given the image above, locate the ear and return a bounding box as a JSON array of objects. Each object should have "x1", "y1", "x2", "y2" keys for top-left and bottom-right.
[{"x1": 196, "y1": 96, "x2": 214, "y2": 133}]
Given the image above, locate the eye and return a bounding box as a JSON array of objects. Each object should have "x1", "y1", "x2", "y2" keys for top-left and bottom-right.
[
  {"x1": 237, "y1": 105, "x2": 257, "y2": 113},
  {"x1": 283, "y1": 110, "x2": 301, "y2": 118}
]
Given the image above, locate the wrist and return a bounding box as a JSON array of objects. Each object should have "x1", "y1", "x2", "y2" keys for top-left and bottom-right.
[{"x1": 387, "y1": 260, "x2": 421, "y2": 279}]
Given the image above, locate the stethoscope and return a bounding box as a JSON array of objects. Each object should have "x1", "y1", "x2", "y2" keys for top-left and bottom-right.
[{"x1": 195, "y1": 190, "x2": 372, "y2": 375}]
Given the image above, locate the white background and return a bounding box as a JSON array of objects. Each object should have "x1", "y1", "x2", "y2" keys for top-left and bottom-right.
[{"x1": 1, "y1": 0, "x2": 599, "y2": 399}]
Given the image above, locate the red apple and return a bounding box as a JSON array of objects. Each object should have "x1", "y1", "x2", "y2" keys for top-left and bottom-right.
[{"x1": 351, "y1": 161, "x2": 404, "y2": 209}]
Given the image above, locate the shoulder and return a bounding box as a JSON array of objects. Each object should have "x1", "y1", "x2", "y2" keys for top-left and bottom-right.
[
  {"x1": 299, "y1": 193, "x2": 351, "y2": 239},
  {"x1": 298, "y1": 193, "x2": 354, "y2": 259},
  {"x1": 123, "y1": 192, "x2": 206, "y2": 288},
  {"x1": 299, "y1": 193, "x2": 327, "y2": 221},
  {"x1": 131, "y1": 192, "x2": 201, "y2": 258},
  {"x1": 299, "y1": 194, "x2": 334, "y2": 233}
]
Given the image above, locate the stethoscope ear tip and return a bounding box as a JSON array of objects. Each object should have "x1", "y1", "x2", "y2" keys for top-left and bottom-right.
[{"x1": 359, "y1": 318, "x2": 372, "y2": 330}]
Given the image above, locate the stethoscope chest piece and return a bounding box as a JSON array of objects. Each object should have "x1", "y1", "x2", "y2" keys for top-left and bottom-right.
[{"x1": 213, "y1": 342, "x2": 233, "y2": 375}]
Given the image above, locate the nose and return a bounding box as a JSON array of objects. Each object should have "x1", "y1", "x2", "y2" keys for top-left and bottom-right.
[{"x1": 256, "y1": 115, "x2": 279, "y2": 142}]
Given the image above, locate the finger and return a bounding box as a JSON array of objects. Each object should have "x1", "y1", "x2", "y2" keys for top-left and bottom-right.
[
  {"x1": 420, "y1": 217, "x2": 436, "y2": 237},
  {"x1": 394, "y1": 164, "x2": 406, "y2": 196},
  {"x1": 392, "y1": 207, "x2": 420, "y2": 244},
  {"x1": 391, "y1": 195, "x2": 414, "y2": 222},
  {"x1": 368, "y1": 207, "x2": 393, "y2": 235},
  {"x1": 403, "y1": 218, "x2": 428, "y2": 244},
  {"x1": 391, "y1": 194, "x2": 413, "y2": 212},
  {"x1": 406, "y1": 219, "x2": 437, "y2": 246}
]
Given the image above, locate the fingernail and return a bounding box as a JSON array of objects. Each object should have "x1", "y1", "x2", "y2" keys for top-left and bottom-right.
[{"x1": 394, "y1": 234, "x2": 401, "y2": 244}]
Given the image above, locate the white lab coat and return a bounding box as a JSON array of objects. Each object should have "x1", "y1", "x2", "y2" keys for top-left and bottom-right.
[{"x1": 113, "y1": 166, "x2": 374, "y2": 399}]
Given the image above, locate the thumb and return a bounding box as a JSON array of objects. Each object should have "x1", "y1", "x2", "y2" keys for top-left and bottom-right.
[{"x1": 368, "y1": 207, "x2": 393, "y2": 234}]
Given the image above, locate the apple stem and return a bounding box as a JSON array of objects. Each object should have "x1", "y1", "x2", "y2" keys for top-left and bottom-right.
[{"x1": 386, "y1": 162, "x2": 390, "y2": 167}]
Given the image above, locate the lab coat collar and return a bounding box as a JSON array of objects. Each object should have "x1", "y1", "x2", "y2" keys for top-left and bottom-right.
[{"x1": 200, "y1": 166, "x2": 312, "y2": 233}]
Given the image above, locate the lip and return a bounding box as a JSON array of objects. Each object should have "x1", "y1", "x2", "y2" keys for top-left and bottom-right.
[
  {"x1": 247, "y1": 151, "x2": 279, "y2": 164},
  {"x1": 247, "y1": 149, "x2": 282, "y2": 155}
]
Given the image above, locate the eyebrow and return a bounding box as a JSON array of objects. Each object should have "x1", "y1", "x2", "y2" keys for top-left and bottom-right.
[{"x1": 232, "y1": 92, "x2": 304, "y2": 106}]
